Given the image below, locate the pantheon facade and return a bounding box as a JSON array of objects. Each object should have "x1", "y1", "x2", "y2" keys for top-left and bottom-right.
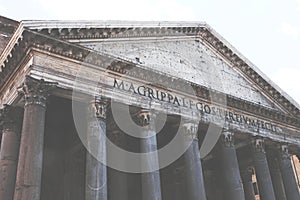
[{"x1": 0, "y1": 16, "x2": 300, "y2": 200}]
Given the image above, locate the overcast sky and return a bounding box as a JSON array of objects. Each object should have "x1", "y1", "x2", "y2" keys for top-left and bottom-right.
[{"x1": 1, "y1": 0, "x2": 300, "y2": 105}]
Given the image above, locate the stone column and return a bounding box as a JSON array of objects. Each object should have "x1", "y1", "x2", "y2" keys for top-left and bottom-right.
[
  {"x1": 137, "y1": 109, "x2": 162, "y2": 200},
  {"x1": 252, "y1": 139, "x2": 276, "y2": 200},
  {"x1": 218, "y1": 132, "x2": 245, "y2": 200},
  {"x1": 85, "y1": 98, "x2": 107, "y2": 200},
  {"x1": 107, "y1": 128, "x2": 128, "y2": 200},
  {"x1": 13, "y1": 77, "x2": 56, "y2": 200},
  {"x1": 0, "y1": 124, "x2": 2, "y2": 149},
  {"x1": 0, "y1": 105, "x2": 22, "y2": 200},
  {"x1": 241, "y1": 167, "x2": 256, "y2": 200},
  {"x1": 267, "y1": 151, "x2": 287, "y2": 200},
  {"x1": 278, "y1": 145, "x2": 300, "y2": 200},
  {"x1": 182, "y1": 120, "x2": 207, "y2": 200}
]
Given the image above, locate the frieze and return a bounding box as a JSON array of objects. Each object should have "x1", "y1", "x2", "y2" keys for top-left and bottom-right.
[{"x1": 112, "y1": 78, "x2": 279, "y2": 133}]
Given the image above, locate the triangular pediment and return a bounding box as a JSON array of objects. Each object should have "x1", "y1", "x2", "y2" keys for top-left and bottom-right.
[
  {"x1": 79, "y1": 38, "x2": 279, "y2": 111},
  {"x1": 2, "y1": 20, "x2": 299, "y2": 118}
]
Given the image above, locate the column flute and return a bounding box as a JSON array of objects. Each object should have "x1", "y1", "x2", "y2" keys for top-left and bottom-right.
[
  {"x1": 251, "y1": 138, "x2": 276, "y2": 200},
  {"x1": 181, "y1": 119, "x2": 207, "y2": 200},
  {"x1": 13, "y1": 76, "x2": 56, "y2": 200},
  {"x1": 137, "y1": 109, "x2": 162, "y2": 200},
  {"x1": 218, "y1": 132, "x2": 245, "y2": 200},
  {"x1": 0, "y1": 105, "x2": 22, "y2": 200},
  {"x1": 85, "y1": 97, "x2": 108, "y2": 200},
  {"x1": 278, "y1": 145, "x2": 300, "y2": 200}
]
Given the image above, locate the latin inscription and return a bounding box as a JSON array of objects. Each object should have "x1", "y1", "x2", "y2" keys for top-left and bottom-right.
[{"x1": 112, "y1": 78, "x2": 279, "y2": 133}]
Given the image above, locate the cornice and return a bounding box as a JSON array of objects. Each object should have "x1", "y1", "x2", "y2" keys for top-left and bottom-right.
[
  {"x1": 198, "y1": 28, "x2": 300, "y2": 118},
  {"x1": 34, "y1": 27, "x2": 202, "y2": 42},
  {"x1": 0, "y1": 29, "x2": 299, "y2": 129}
]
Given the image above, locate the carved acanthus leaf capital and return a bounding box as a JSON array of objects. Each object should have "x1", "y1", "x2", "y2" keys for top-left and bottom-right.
[
  {"x1": 279, "y1": 145, "x2": 290, "y2": 159},
  {"x1": 18, "y1": 76, "x2": 57, "y2": 107},
  {"x1": 253, "y1": 138, "x2": 265, "y2": 153},
  {"x1": 135, "y1": 109, "x2": 155, "y2": 127},
  {"x1": 89, "y1": 97, "x2": 108, "y2": 119},
  {"x1": 221, "y1": 131, "x2": 234, "y2": 147},
  {"x1": 182, "y1": 119, "x2": 199, "y2": 141}
]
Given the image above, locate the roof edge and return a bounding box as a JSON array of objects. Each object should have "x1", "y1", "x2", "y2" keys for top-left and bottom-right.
[
  {"x1": 22, "y1": 20, "x2": 207, "y2": 30},
  {"x1": 205, "y1": 24, "x2": 300, "y2": 110}
]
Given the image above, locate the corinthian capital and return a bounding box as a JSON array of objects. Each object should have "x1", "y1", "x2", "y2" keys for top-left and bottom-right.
[
  {"x1": 18, "y1": 76, "x2": 57, "y2": 107},
  {"x1": 220, "y1": 131, "x2": 234, "y2": 147},
  {"x1": 279, "y1": 145, "x2": 290, "y2": 160},
  {"x1": 89, "y1": 96, "x2": 108, "y2": 119},
  {"x1": 253, "y1": 138, "x2": 265, "y2": 153},
  {"x1": 133, "y1": 108, "x2": 157, "y2": 128},
  {"x1": 182, "y1": 119, "x2": 199, "y2": 141},
  {"x1": 135, "y1": 109, "x2": 156, "y2": 127}
]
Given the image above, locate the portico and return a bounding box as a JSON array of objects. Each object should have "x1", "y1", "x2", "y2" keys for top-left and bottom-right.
[{"x1": 0, "y1": 17, "x2": 300, "y2": 200}]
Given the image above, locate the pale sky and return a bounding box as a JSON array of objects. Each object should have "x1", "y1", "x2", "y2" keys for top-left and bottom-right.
[{"x1": 1, "y1": 0, "x2": 300, "y2": 105}]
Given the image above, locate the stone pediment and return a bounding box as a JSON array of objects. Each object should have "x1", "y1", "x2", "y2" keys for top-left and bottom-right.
[
  {"x1": 81, "y1": 38, "x2": 278, "y2": 110},
  {"x1": 21, "y1": 20, "x2": 299, "y2": 115},
  {"x1": 1, "y1": 20, "x2": 299, "y2": 119}
]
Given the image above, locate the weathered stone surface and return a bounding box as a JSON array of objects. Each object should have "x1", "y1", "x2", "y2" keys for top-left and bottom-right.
[
  {"x1": 137, "y1": 109, "x2": 162, "y2": 200},
  {"x1": 0, "y1": 16, "x2": 19, "y2": 55},
  {"x1": 278, "y1": 145, "x2": 300, "y2": 200},
  {"x1": 14, "y1": 99, "x2": 46, "y2": 200},
  {"x1": 86, "y1": 98, "x2": 107, "y2": 200},
  {"x1": 267, "y1": 151, "x2": 287, "y2": 200},
  {"x1": 25, "y1": 53, "x2": 300, "y2": 148},
  {"x1": 13, "y1": 77, "x2": 56, "y2": 200},
  {"x1": 85, "y1": 39, "x2": 276, "y2": 109},
  {"x1": 218, "y1": 132, "x2": 245, "y2": 200},
  {"x1": 251, "y1": 139, "x2": 276, "y2": 200},
  {"x1": 0, "y1": 19, "x2": 300, "y2": 200},
  {"x1": 181, "y1": 120, "x2": 207, "y2": 200},
  {"x1": 241, "y1": 168, "x2": 256, "y2": 200},
  {"x1": 0, "y1": 105, "x2": 22, "y2": 200}
]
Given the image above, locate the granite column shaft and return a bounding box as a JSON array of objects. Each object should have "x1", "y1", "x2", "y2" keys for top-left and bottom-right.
[
  {"x1": 218, "y1": 132, "x2": 245, "y2": 200},
  {"x1": 241, "y1": 167, "x2": 256, "y2": 200},
  {"x1": 13, "y1": 77, "x2": 56, "y2": 200},
  {"x1": 278, "y1": 145, "x2": 300, "y2": 200},
  {"x1": 0, "y1": 106, "x2": 22, "y2": 200},
  {"x1": 252, "y1": 139, "x2": 276, "y2": 200},
  {"x1": 267, "y1": 151, "x2": 287, "y2": 200},
  {"x1": 85, "y1": 98, "x2": 108, "y2": 200},
  {"x1": 182, "y1": 120, "x2": 207, "y2": 200},
  {"x1": 138, "y1": 109, "x2": 162, "y2": 200}
]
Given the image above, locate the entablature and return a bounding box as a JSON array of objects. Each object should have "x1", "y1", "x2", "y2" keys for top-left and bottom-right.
[{"x1": 0, "y1": 28, "x2": 299, "y2": 144}]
